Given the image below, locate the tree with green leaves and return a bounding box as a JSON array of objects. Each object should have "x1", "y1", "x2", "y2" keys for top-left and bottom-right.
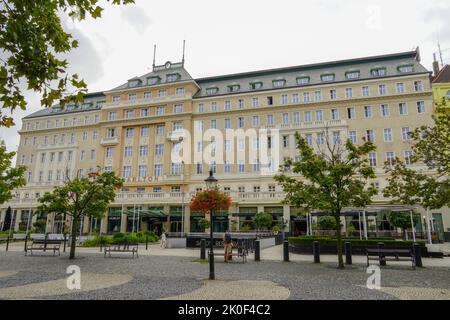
[
  {"x1": 252, "y1": 212, "x2": 273, "y2": 231},
  {"x1": 386, "y1": 211, "x2": 420, "y2": 240},
  {"x1": 0, "y1": 0, "x2": 134, "y2": 127},
  {"x1": 0, "y1": 140, "x2": 26, "y2": 204},
  {"x1": 37, "y1": 170, "x2": 123, "y2": 259},
  {"x1": 383, "y1": 99, "x2": 450, "y2": 243},
  {"x1": 275, "y1": 130, "x2": 377, "y2": 268},
  {"x1": 317, "y1": 216, "x2": 337, "y2": 231}
]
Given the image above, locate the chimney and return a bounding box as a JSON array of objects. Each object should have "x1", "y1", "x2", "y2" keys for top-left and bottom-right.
[{"x1": 432, "y1": 53, "x2": 440, "y2": 76}]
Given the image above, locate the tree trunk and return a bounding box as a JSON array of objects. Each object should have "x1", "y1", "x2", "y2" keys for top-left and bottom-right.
[
  {"x1": 335, "y1": 214, "x2": 344, "y2": 269},
  {"x1": 69, "y1": 214, "x2": 79, "y2": 259}
]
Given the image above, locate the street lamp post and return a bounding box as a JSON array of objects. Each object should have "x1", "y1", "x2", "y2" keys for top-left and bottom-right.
[{"x1": 205, "y1": 170, "x2": 218, "y2": 280}]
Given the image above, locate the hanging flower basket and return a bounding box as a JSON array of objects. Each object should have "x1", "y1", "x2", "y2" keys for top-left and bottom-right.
[{"x1": 189, "y1": 189, "x2": 232, "y2": 214}]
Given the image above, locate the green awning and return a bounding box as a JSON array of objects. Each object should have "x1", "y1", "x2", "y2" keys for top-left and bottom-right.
[{"x1": 125, "y1": 209, "x2": 166, "y2": 218}]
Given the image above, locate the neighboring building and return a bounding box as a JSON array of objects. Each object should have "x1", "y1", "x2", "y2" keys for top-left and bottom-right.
[
  {"x1": 1, "y1": 49, "x2": 448, "y2": 241},
  {"x1": 432, "y1": 64, "x2": 450, "y2": 105}
]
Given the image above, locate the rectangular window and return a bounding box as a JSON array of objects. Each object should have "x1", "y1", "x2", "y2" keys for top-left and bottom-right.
[
  {"x1": 224, "y1": 100, "x2": 231, "y2": 110},
  {"x1": 362, "y1": 86, "x2": 370, "y2": 97},
  {"x1": 171, "y1": 163, "x2": 182, "y2": 175},
  {"x1": 331, "y1": 109, "x2": 339, "y2": 120},
  {"x1": 303, "y1": 92, "x2": 310, "y2": 102},
  {"x1": 124, "y1": 146, "x2": 133, "y2": 158},
  {"x1": 174, "y1": 104, "x2": 183, "y2": 113},
  {"x1": 386, "y1": 152, "x2": 395, "y2": 165},
  {"x1": 364, "y1": 106, "x2": 372, "y2": 118},
  {"x1": 252, "y1": 97, "x2": 259, "y2": 107},
  {"x1": 396, "y1": 83, "x2": 405, "y2": 93},
  {"x1": 347, "y1": 107, "x2": 356, "y2": 119},
  {"x1": 123, "y1": 166, "x2": 131, "y2": 178},
  {"x1": 315, "y1": 91, "x2": 322, "y2": 101},
  {"x1": 304, "y1": 111, "x2": 312, "y2": 122},
  {"x1": 91, "y1": 150, "x2": 96, "y2": 160},
  {"x1": 156, "y1": 106, "x2": 165, "y2": 115},
  {"x1": 238, "y1": 99, "x2": 244, "y2": 108},
  {"x1": 252, "y1": 116, "x2": 260, "y2": 127},
  {"x1": 316, "y1": 110, "x2": 323, "y2": 121},
  {"x1": 349, "y1": 131, "x2": 357, "y2": 144},
  {"x1": 380, "y1": 104, "x2": 390, "y2": 117},
  {"x1": 224, "y1": 161, "x2": 231, "y2": 173},
  {"x1": 333, "y1": 131, "x2": 340, "y2": 144},
  {"x1": 305, "y1": 134, "x2": 313, "y2": 145},
  {"x1": 402, "y1": 127, "x2": 410, "y2": 141},
  {"x1": 379, "y1": 84, "x2": 387, "y2": 95},
  {"x1": 404, "y1": 151, "x2": 413, "y2": 165},
  {"x1": 106, "y1": 148, "x2": 114, "y2": 158},
  {"x1": 154, "y1": 164, "x2": 163, "y2": 177},
  {"x1": 125, "y1": 110, "x2": 135, "y2": 118},
  {"x1": 125, "y1": 128, "x2": 134, "y2": 138},
  {"x1": 281, "y1": 94, "x2": 288, "y2": 105},
  {"x1": 176, "y1": 87, "x2": 185, "y2": 95},
  {"x1": 414, "y1": 81, "x2": 423, "y2": 92},
  {"x1": 238, "y1": 161, "x2": 245, "y2": 173},
  {"x1": 283, "y1": 135, "x2": 289, "y2": 148},
  {"x1": 139, "y1": 145, "x2": 148, "y2": 157},
  {"x1": 282, "y1": 113, "x2": 289, "y2": 125},
  {"x1": 345, "y1": 88, "x2": 353, "y2": 98},
  {"x1": 317, "y1": 133, "x2": 324, "y2": 145},
  {"x1": 108, "y1": 112, "x2": 117, "y2": 121},
  {"x1": 368, "y1": 152, "x2": 377, "y2": 167},
  {"x1": 158, "y1": 89, "x2": 167, "y2": 97},
  {"x1": 383, "y1": 128, "x2": 393, "y2": 142},
  {"x1": 211, "y1": 102, "x2": 217, "y2": 112},
  {"x1": 224, "y1": 118, "x2": 231, "y2": 129},
  {"x1": 156, "y1": 125, "x2": 165, "y2": 135},
  {"x1": 417, "y1": 101, "x2": 426, "y2": 113},
  {"x1": 155, "y1": 144, "x2": 164, "y2": 156},
  {"x1": 141, "y1": 126, "x2": 149, "y2": 137},
  {"x1": 292, "y1": 94, "x2": 299, "y2": 104},
  {"x1": 330, "y1": 90, "x2": 337, "y2": 100},
  {"x1": 198, "y1": 103, "x2": 204, "y2": 112},
  {"x1": 196, "y1": 163, "x2": 203, "y2": 174},
  {"x1": 238, "y1": 117, "x2": 245, "y2": 128},
  {"x1": 143, "y1": 92, "x2": 151, "y2": 99},
  {"x1": 293, "y1": 112, "x2": 300, "y2": 124},
  {"x1": 267, "y1": 115, "x2": 274, "y2": 126},
  {"x1": 141, "y1": 108, "x2": 149, "y2": 117},
  {"x1": 399, "y1": 103, "x2": 408, "y2": 115},
  {"x1": 173, "y1": 121, "x2": 183, "y2": 131},
  {"x1": 366, "y1": 130, "x2": 375, "y2": 142}
]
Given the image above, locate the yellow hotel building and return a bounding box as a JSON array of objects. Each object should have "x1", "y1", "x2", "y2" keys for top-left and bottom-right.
[{"x1": 1, "y1": 49, "x2": 449, "y2": 241}]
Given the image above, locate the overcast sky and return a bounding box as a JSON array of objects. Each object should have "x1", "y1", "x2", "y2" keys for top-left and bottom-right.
[{"x1": 1, "y1": 0, "x2": 449, "y2": 157}]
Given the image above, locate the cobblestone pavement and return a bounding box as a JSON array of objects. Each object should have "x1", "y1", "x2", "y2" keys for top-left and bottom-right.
[{"x1": 0, "y1": 249, "x2": 449, "y2": 300}]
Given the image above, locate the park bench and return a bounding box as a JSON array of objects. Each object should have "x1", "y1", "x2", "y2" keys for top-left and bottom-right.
[
  {"x1": 104, "y1": 242, "x2": 139, "y2": 259},
  {"x1": 208, "y1": 243, "x2": 248, "y2": 263},
  {"x1": 0, "y1": 235, "x2": 9, "y2": 243},
  {"x1": 366, "y1": 247, "x2": 416, "y2": 269},
  {"x1": 25, "y1": 239, "x2": 61, "y2": 256}
]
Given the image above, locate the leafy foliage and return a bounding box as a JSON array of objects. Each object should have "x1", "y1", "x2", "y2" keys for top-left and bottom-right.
[
  {"x1": 387, "y1": 211, "x2": 419, "y2": 231},
  {"x1": 37, "y1": 170, "x2": 123, "y2": 258},
  {"x1": 383, "y1": 100, "x2": 450, "y2": 211},
  {"x1": 317, "y1": 216, "x2": 337, "y2": 230},
  {"x1": 0, "y1": 0, "x2": 134, "y2": 127},
  {"x1": 275, "y1": 130, "x2": 378, "y2": 268},
  {"x1": 252, "y1": 212, "x2": 273, "y2": 230},
  {"x1": 0, "y1": 141, "x2": 26, "y2": 204}
]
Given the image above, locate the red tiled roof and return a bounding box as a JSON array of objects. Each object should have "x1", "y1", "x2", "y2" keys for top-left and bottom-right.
[{"x1": 433, "y1": 65, "x2": 450, "y2": 83}]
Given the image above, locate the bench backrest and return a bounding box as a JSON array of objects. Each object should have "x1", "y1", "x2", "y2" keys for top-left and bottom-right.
[
  {"x1": 32, "y1": 240, "x2": 62, "y2": 245},
  {"x1": 30, "y1": 233, "x2": 46, "y2": 240},
  {"x1": 366, "y1": 248, "x2": 412, "y2": 254},
  {"x1": 13, "y1": 234, "x2": 27, "y2": 240}
]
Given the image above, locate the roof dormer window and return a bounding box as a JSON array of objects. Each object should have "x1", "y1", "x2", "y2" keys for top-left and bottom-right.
[
  {"x1": 345, "y1": 70, "x2": 360, "y2": 80},
  {"x1": 321, "y1": 73, "x2": 335, "y2": 82},
  {"x1": 371, "y1": 67, "x2": 387, "y2": 77},
  {"x1": 128, "y1": 80, "x2": 140, "y2": 88},
  {"x1": 227, "y1": 84, "x2": 240, "y2": 93},
  {"x1": 397, "y1": 64, "x2": 414, "y2": 73},
  {"x1": 147, "y1": 76, "x2": 161, "y2": 85},
  {"x1": 166, "y1": 73, "x2": 180, "y2": 83},
  {"x1": 250, "y1": 81, "x2": 263, "y2": 90},
  {"x1": 272, "y1": 78, "x2": 286, "y2": 88},
  {"x1": 296, "y1": 76, "x2": 310, "y2": 86},
  {"x1": 206, "y1": 87, "x2": 219, "y2": 95}
]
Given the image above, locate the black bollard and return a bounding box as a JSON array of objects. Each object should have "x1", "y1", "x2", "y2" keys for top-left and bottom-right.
[
  {"x1": 313, "y1": 241, "x2": 320, "y2": 263},
  {"x1": 378, "y1": 242, "x2": 386, "y2": 266},
  {"x1": 24, "y1": 235, "x2": 28, "y2": 253},
  {"x1": 200, "y1": 239, "x2": 206, "y2": 260},
  {"x1": 413, "y1": 243, "x2": 423, "y2": 268},
  {"x1": 5, "y1": 234, "x2": 10, "y2": 252},
  {"x1": 63, "y1": 233, "x2": 67, "y2": 253},
  {"x1": 254, "y1": 240, "x2": 261, "y2": 262},
  {"x1": 283, "y1": 240, "x2": 289, "y2": 262},
  {"x1": 44, "y1": 233, "x2": 48, "y2": 251},
  {"x1": 146, "y1": 235, "x2": 148, "y2": 250},
  {"x1": 345, "y1": 242, "x2": 352, "y2": 265}
]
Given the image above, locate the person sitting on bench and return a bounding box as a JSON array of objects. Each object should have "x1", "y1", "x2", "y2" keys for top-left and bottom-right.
[{"x1": 223, "y1": 230, "x2": 233, "y2": 263}]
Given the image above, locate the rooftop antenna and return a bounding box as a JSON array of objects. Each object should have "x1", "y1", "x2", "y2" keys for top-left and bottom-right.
[
  {"x1": 182, "y1": 40, "x2": 186, "y2": 66},
  {"x1": 438, "y1": 42, "x2": 444, "y2": 67},
  {"x1": 152, "y1": 44, "x2": 157, "y2": 70}
]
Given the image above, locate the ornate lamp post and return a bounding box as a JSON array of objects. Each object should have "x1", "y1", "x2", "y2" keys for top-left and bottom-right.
[{"x1": 205, "y1": 170, "x2": 218, "y2": 280}]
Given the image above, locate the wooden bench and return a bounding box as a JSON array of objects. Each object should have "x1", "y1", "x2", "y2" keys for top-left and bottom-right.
[
  {"x1": 366, "y1": 248, "x2": 416, "y2": 269},
  {"x1": 209, "y1": 245, "x2": 248, "y2": 263},
  {"x1": 25, "y1": 240, "x2": 61, "y2": 256},
  {"x1": 104, "y1": 243, "x2": 139, "y2": 259},
  {"x1": 0, "y1": 235, "x2": 9, "y2": 243}
]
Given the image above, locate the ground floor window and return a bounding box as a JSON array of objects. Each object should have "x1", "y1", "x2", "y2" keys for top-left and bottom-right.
[
  {"x1": 108, "y1": 207, "x2": 122, "y2": 233},
  {"x1": 190, "y1": 213, "x2": 206, "y2": 232},
  {"x1": 238, "y1": 207, "x2": 257, "y2": 231}
]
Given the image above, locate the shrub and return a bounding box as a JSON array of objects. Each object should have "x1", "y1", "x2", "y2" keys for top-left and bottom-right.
[
  {"x1": 317, "y1": 216, "x2": 337, "y2": 230},
  {"x1": 288, "y1": 236, "x2": 425, "y2": 247}
]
